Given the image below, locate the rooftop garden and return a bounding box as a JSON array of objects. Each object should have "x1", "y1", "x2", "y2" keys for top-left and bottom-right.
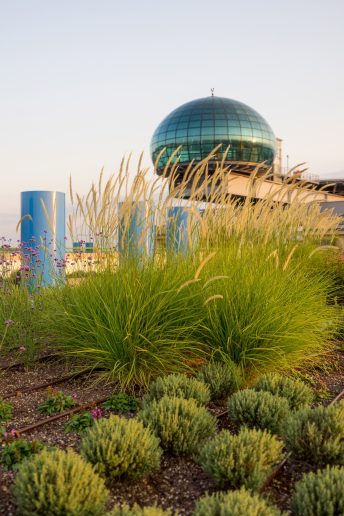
[{"x1": 0, "y1": 154, "x2": 343, "y2": 515}]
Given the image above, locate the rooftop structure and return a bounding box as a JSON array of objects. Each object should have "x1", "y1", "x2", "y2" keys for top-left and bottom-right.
[{"x1": 151, "y1": 95, "x2": 276, "y2": 176}]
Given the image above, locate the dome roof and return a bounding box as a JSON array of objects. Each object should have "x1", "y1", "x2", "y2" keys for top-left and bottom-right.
[{"x1": 151, "y1": 96, "x2": 276, "y2": 174}]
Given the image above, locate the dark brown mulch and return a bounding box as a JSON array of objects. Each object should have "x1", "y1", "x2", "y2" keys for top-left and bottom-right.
[{"x1": 0, "y1": 348, "x2": 343, "y2": 515}]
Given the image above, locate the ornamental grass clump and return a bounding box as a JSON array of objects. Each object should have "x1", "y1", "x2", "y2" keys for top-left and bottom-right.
[
  {"x1": 253, "y1": 373, "x2": 314, "y2": 411},
  {"x1": 198, "y1": 427, "x2": 284, "y2": 490},
  {"x1": 80, "y1": 415, "x2": 162, "y2": 480},
  {"x1": 13, "y1": 448, "x2": 108, "y2": 516},
  {"x1": 291, "y1": 466, "x2": 344, "y2": 516},
  {"x1": 145, "y1": 373, "x2": 210, "y2": 406},
  {"x1": 196, "y1": 361, "x2": 241, "y2": 400},
  {"x1": 228, "y1": 389, "x2": 290, "y2": 434},
  {"x1": 108, "y1": 504, "x2": 171, "y2": 516},
  {"x1": 193, "y1": 488, "x2": 282, "y2": 516},
  {"x1": 281, "y1": 403, "x2": 344, "y2": 465},
  {"x1": 139, "y1": 396, "x2": 217, "y2": 455}
]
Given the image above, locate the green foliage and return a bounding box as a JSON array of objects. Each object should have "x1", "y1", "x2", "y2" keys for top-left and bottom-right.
[
  {"x1": 282, "y1": 403, "x2": 344, "y2": 465},
  {"x1": 46, "y1": 261, "x2": 206, "y2": 388},
  {"x1": 196, "y1": 360, "x2": 241, "y2": 400},
  {"x1": 13, "y1": 448, "x2": 109, "y2": 516},
  {"x1": 103, "y1": 393, "x2": 138, "y2": 412},
  {"x1": 291, "y1": 466, "x2": 344, "y2": 516},
  {"x1": 139, "y1": 396, "x2": 217, "y2": 455},
  {"x1": 146, "y1": 373, "x2": 210, "y2": 406},
  {"x1": 198, "y1": 427, "x2": 284, "y2": 490},
  {"x1": 80, "y1": 415, "x2": 162, "y2": 481},
  {"x1": 0, "y1": 439, "x2": 44, "y2": 470},
  {"x1": 0, "y1": 398, "x2": 13, "y2": 422},
  {"x1": 193, "y1": 488, "x2": 282, "y2": 516},
  {"x1": 253, "y1": 373, "x2": 314, "y2": 410},
  {"x1": 108, "y1": 504, "x2": 171, "y2": 516},
  {"x1": 38, "y1": 389, "x2": 75, "y2": 415},
  {"x1": 65, "y1": 412, "x2": 94, "y2": 433},
  {"x1": 201, "y1": 244, "x2": 338, "y2": 376},
  {"x1": 228, "y1": 389, "x2": 290, "y2": 433}
]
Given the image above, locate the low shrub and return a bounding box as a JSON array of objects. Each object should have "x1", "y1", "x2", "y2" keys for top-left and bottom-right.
[
  {"x1": 139, "y1": 396, "x2": 216, "y2": 455},
  {"x1": 198, "y1": 427, "x2": 284, "y2": 490},
  {"x1": 13, "y1": 448, "x2": 108, "y2": 515},
  {"x1": 197, "y1": 361, "x2": 241, "y2": 400},
  {"x1": 103, "y1": 393, "x2": 138, "y2": 412},
  {"x1": 145, "y1": 374, "x2": 210, "y2": 406},
  {"x1": 0, "y1": 439, "x2": 44, "y2": 470},
  {"x1": 80, "y1": 415, "x2": 162, "y2": 480},
  {"x1": 65, "y1": 412, "x2": 95, "y2": 433},
  {"x1": 228, "y1": 389, "x2": 290, "y2": 433},
  {"x1": 108, "y1": 504, "x2": 171, "y2": 515},
  {"x1": 0, "y1": 398, "x2": 13, "y2": 422},
  {"x1": 38, "y1": 389, "x2": 75, "y2": 415},
  {"x1": 194, "y1": 488, "x2": 281, "y2": 516},
  {"x1": 253, "y1": 373, "x2": 314, "y2": 410},
  {"x1": 282, "y1": 403, "x2": 344, "y2": 465},
  {"x1": 291, "y1": 465, "x2": 344, "y2": 516}
]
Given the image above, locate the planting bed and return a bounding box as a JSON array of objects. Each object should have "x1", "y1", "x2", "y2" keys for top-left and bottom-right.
[{"x1": 0, "y1": 349, "x2": 343, "y2": 515}]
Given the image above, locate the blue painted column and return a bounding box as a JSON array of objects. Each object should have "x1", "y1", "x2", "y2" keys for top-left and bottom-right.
[
  {"x1": 166, "y1": 206, "x2": 199, "y2": 255},
  {"x1": 118, "y1": 201, "x2": 154, "y2": 260},
  {"x1": 21, "y1": 191, "x2": 66, "y2": 288}
]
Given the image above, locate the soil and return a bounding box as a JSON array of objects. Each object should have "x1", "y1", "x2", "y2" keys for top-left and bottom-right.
[{"x1": 0, "y1": 348, "x2": 343, "y2": 515}]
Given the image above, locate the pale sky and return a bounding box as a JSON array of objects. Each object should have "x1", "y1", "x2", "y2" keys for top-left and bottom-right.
[{"x1": 1, "y1": 0, "x2": 343, "y2": 239}]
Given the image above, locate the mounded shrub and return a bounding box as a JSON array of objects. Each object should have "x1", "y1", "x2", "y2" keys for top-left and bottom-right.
[
  {"x1": 193, "y1": 488, "x2": 282, "y2": 516},
  {"x1": 108, "y1": 504, "x2": 171, "y2": 515},
  {"x1": 253, "y1": 373, "x2": 314, "y2": 411},
  {"x1": 0, "y1": 398, "x2": 13, "y2": 422},
  {"x1": 198, "y1": 427, "x2": 284, "y2": 490},
  {"x1": 13, "y1": 448, "x2": 108, "y2": 516},
  {"x1": 139, "y1": 396, "x2": 217, "y2": 455},
  {"x1": 145, "y1": 374, "x2": 210, "y2": 406},
  {"x1": 291, "y1": 466, "x2": 344, "y2": 516},
  {"x1": 281, "y1": 403, "x2": 344, "y2": 465},
  {"x1": 80, "y1": 415, "x2": 162, "y2": 480},
  {"x1": 197, "y1": 361, "x2": 241, "y2": 400},
  {"x1": 228, "y1": 389, "x2": 290, "y2": 433}
]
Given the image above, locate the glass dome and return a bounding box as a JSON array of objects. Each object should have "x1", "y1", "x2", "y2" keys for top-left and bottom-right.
[{"x1": 151, "y1": 96, "x2": 276, "y2": 174}]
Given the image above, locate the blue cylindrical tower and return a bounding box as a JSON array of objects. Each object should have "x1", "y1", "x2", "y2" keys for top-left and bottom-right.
[{"x1": 20, "y1": 191, "x2": 65, "y2": 287}]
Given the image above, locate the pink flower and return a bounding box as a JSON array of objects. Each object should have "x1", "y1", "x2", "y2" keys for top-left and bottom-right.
[
  {"x1": 91, "y1": 408, "x2": 103, "y2": 420},
  {"x1": 4, "y1": 319, "x2": 14, "y2": 326}
]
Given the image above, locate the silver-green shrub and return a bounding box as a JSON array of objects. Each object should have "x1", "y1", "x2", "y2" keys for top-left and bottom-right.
[
  {"x1": 228, "y1": 389, "x2": 290, "y2": 433},
  {"x1": 253, "y1": 373, "x2": 313, "y2": 410},
  {"x1": 291, "y1": 466, "x2": 344, "y2": 516},
  {"x1": 145, "y1": 373, "x2": 210, "y2": 405},
  {"x1": 282, "y1": 403, "x2": 344, "y2": 465},
  {"x1": 139, "y1": 396, "x2": 217, "y2": 455},
  {"x1": 13, "y1": 448, "x2": 108, "y2": 516},
  {"x1": 193, "y1": 488, "x2": 282, "y2": 516},
  {"x1": 80, "y1": 415, "x2": 162, "y2": 480},
  {"x1": 108, "y1": 504, "x2": 171, "y2": 515},
  {"x1": 198, "y1": 427, "x2": 284, "y2": 490},
  {"x1": 197, "y1": 361, "x2": 241, "y2": 400}
]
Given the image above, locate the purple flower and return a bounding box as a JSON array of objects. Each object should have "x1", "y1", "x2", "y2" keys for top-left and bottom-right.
[
  {"x1": 4, "y1": 319, "x2": 14, "y2": 326},
  {"x1": 91, "y1": 408, "x2": 103, "y2": 420}
]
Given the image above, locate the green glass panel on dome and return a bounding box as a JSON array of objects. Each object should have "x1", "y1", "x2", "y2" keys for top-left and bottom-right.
[{"x1": 151, "y1": 96, "x2": 276, "y2": 173}]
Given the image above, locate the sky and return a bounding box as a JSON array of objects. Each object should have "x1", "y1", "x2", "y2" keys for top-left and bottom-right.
[{"x1": 0, "y1": 0, "x2": 343, "y2": 239}]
